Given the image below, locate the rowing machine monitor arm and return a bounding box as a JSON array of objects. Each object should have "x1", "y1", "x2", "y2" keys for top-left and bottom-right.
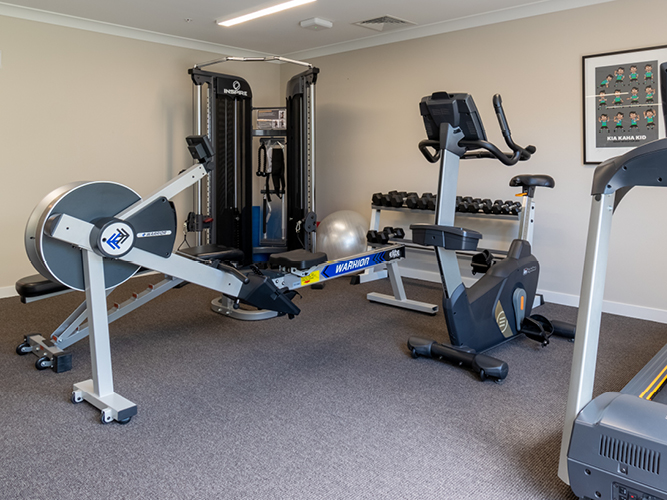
[
  {"x1": 417, "y1": 92, "x2": 536, "y2": 165},
  {"x1": 185, "y1": 135, "x2": 215, "y2": 172}
]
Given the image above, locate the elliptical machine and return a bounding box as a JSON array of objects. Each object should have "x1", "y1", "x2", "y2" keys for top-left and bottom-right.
[{"x1": 407, "y1": 91, "x2": 574, "y2": 381}]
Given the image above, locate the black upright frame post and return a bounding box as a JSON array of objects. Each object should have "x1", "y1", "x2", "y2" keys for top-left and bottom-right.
[
  {"x1": 286, "y1": 67, "x2": 319, "y2": 251},
  {"x1": 189, "y1": 68, "x2": 254, "y2": 265}
]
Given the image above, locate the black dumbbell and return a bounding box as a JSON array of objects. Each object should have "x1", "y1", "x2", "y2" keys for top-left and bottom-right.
[
  {"x1": 371, "y1": 193, "x2": 385, "y2": 206},
  {"x1": 417, "y1": 193, "x2": 434, "y2": 210},
  {"x1": 471, "y1": 249, "x2": 494, "y2": 275},
  {"x1": 480, "y1": 199, "x2": 494, "y2": 213},
  {"x1": 367, "y1": 230, "x2": 382, "y2": 243},
  {"x1": 380, "y1": 190, "x2": 397, "y2": 206},
  {"x1": 427, "y1": 195, "x2": 438, "y2": 210},
  {"x1": 466, "y1": 198, "x2": 483, "y2": 213},
  {"x1": 499, "y1": 201, "x2": 512, "y2": 215},
  {"x1": 490, "y1": 199, "x2": 504, "y2": 214},
  {"x1": 379, "y1": 226, "x2": 405, "y2": 243},
  {"x1": 367, "y1": 227, "x2": 406, "y2": 244},
  {"x1": 386, "y1": 193, "x2": 402, "y2": 207},
  {"x1": 457, "y1": 196, "x2": 473, "y2": 212},
  {"x1": 388, "y1": 191, "x2": 415, "y2": 208},
  {"x1": 406, "y1": 193, "x2": 419, "y2": 209},
  {"x1": 508, "y1": 201, "x2": 522, "y2": 216}
]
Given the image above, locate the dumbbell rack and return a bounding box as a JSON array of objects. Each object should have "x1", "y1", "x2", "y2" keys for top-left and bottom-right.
[{"x1": 359, "y1": 199, "x2": 537, "y2": 313}]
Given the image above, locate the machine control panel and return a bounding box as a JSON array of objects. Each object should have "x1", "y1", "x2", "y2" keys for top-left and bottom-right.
[{"x1": 614, "y1": 482, "x2": 664, "y2": 500}]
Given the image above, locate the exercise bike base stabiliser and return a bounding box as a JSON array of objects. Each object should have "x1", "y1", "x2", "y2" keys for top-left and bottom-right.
[{"x1": 406, "y1": 91, "x2": 575, "y2": 382}]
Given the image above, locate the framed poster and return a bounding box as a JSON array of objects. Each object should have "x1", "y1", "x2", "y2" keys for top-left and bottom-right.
[{"x1": 583, "y1": 45, "x2": 667, "y2": 164}]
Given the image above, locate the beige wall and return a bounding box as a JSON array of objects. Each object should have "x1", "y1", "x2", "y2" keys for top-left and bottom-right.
[
  {"x1": 281, "y1": 0, "x2": 667, "y2": 319},
  {"x1": 3, "y1": 0, "x2": 667, "y2": 320},
  {"x1": 0, "y1": 15, "x2": 281, "y2": 294}
]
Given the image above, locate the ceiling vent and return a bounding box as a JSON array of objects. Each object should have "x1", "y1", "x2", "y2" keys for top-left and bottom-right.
[{"x1": 353, "y1": 15, "x2": 416, "y2": 32}]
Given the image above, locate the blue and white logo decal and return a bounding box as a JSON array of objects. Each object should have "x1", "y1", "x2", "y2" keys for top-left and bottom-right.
[
  {"x1": 107, "y1": 228, "x2": 130, "y2": 250},
  {"x1": 136, "y1": 230, "x2": 172, "y2": 238},
  {"x1": 99, "y1": 221, "x2": 135, "y2": 257},
  {"x1": 321, "y1": 248, "x2": 404, "y2": 279}
]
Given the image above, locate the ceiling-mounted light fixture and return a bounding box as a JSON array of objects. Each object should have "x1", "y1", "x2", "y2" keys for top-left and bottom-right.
[
  {"x1": 300, "y1": 17, "x2": 332, "y2": 30},
  {"x1": 217, "y1": 0, "x2": 316, "y2": 27}
]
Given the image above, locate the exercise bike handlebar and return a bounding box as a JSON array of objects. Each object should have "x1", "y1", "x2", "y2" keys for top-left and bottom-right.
[
  {"x1": 418, "y1": 139, "x2": 441, "y2": 163},
  {"x1": 491, "y1": 94, "x2": 536, "y2": 162},
  {"x1": 460, "y1": 139, "x2": 522, "y2": 165},
  {"x1": 418, "y1": 94, "x2": 536, "y2": 166}
]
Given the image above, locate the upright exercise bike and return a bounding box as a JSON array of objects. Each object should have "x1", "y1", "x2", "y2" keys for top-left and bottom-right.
[{"x1": 408, "y1": 91, "x2": 574, "y2": 381}]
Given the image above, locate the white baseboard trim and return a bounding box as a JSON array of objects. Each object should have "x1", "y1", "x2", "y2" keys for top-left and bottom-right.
[
  {"x1": 0, "y1": 285, "x2": 17, "y2": 299},
  {"x1": 540, "y1": 289, "x2": 667, "y2": 325}
]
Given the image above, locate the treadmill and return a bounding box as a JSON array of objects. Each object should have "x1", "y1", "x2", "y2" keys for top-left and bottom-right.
[{"x1": 559, "y1": 62, "x2": 667, "y2": 500}]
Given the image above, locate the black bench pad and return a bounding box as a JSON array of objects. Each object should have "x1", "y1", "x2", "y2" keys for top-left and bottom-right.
[
  {"x1": 16, "y1": 274, "x2": 68, "y2": 299},
  {"x1": 178, "y1": 244, "x2": 244, "y2": 262},
  {"x1": 269, "y1": 249, "x2": 328, "y2": 270}
]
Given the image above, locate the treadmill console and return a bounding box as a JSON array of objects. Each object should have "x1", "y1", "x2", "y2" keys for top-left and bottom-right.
[{"x1": 419, "y1": 92, "x2": 487, "y2": 142}]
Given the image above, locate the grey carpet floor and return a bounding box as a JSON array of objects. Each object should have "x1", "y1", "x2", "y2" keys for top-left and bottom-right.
[{"x1": 1, "y1": 274, "x2": 665, "y2": 499}]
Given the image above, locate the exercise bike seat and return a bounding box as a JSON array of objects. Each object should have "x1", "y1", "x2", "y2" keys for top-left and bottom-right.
[
  {"x1": 269, "y1": 249, "x2": 327, "y2": 270},
  {"x1": 509, "y1": 174, "x2": 555, "y2": 189}
]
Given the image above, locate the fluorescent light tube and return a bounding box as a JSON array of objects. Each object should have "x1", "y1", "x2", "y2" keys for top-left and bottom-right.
[{"x1": 218, "y1": 0, "x2": 316, "y2": 27}]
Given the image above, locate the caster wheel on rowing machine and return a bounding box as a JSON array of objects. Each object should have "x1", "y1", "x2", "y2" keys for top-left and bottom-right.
[
  {"x1": 71, "y1": 392, "x2": 83, "y2": 404},
  {"x1": 100, "y1": 409, "x2": 113, "y2": 424},
  {"x1": 16, "y1": 341, "x2": 32, "y2": 355},
  {"x1": 118, "y1": 417, "x2": 132, "y2": 425},
  {"x1": 35, "y1": 356, "x2": 51, "y2": 370}
]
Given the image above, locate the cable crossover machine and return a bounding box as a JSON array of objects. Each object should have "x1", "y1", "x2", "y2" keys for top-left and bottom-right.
[{"x1": 187, "y1": 55, "x2": 322, "y2": 319}]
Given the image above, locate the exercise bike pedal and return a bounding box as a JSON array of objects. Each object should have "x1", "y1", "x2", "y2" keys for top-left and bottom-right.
[{"x1": 520, "y1": 314, "x2": 554, "y2": 346}]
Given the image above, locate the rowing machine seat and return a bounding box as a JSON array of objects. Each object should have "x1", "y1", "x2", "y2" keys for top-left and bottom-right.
[{"x1": 269, "y1": 249, "x2": 327, "y2": 270}]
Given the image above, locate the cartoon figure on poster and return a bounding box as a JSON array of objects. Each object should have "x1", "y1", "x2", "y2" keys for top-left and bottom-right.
[{"x1": 594, "y1": 58, "x2": 660, "y2": 149}]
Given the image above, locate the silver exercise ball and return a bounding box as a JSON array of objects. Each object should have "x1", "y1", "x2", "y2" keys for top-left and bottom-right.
[{"x1": 316, "y1": 210, "x2": 368, "y2": 261}]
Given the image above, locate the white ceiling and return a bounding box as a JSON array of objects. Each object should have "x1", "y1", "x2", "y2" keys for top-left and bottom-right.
[{"x1": 1, "y1": 0, "x2": 613, "y2": 59}]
